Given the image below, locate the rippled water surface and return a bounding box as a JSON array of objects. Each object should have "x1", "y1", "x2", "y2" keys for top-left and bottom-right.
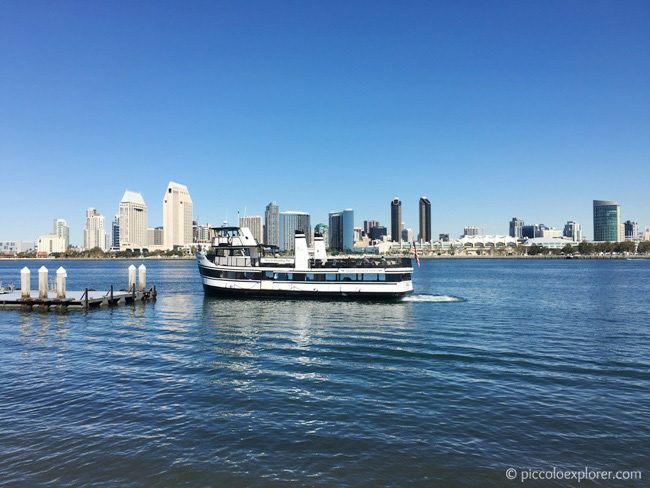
[{"x1": 1, "y1": 259, "x2": 649, "y2": 487}]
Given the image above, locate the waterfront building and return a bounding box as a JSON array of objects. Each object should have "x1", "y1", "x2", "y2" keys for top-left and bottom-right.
[
  {"x1": 541, "y1": 227, "x2": 562, "y2": 239},
  {"x1": 37, "y1": 234, "x2": 66, "y2": 256},
  {"x1": 419, "y1": 197, "x2": 432, "y2": 243},
  {"x1": 522, "y1": 224, "x2": 544, "y2": 239},
  {"x1": 147, "y1": 226, "x2": 164, "y2": 247},
  {"x1": 314, "y1": 223, "x2": 328, "y2": 247},
  {"x1": 84, "y1": 208, "x2": 107, "y2": 251},
  {"x1": 643, "y1": 227, "x2": 650, "y2": 242},
  {"x1": 563, "y1": 221, "x2": 582, "y2": 242},
  {"x1": 280, "y1": 211, "x2": 311, "y2": 252},
  {"x1": 509, "y1": 218, "x2": 524, "y2": 238},
  {"x1": 624, "y1": 220, "x2": 639, "y2": 241},
  {"x1": 163, "y1": 181, "x2": 193, "y2": 250},
  {"x1": 53, "y1": 218, "x2": 69, "y2": 250},
  {"x1": 593, "y1": 200, "x2": 621, "y2": 241},
  {"x1": 402, "y1": 228, "x2": 414, "y2": 243},
  {"x1": 463, "y1": 226, "x2": 481, "y2": 237},
  {"x1": 391, "y1": 198, "x2": 402, "y2": 242},
  {"x1": 439, "y1": 233, "x2": 450, "y2": 242},
  {"x1": 240, "y1": 215, "x2": 263, "y2": 243},
  {"x1": 111, "y1": 215, "x2": 120, "y2": 250},
  {"x1": 369, "y1": 226, "x2": 387, "y2": 241},
  {"x1": 265, "y1": 201, "x2": 280, "y2": 247},
  {"x1": 0, "y1": 241, "x2": 34, "y2": 256},
  {"x1": 328, "y1": 209, "x2": 354, "y2": 251},
  {"x1": 119, "y1": 190, "x2": 148, "y2": 251},
  {"x1": 353, "y1": 227, "x2": 363, "y2": 242},
  {"x1": 523, "y1": 237, "x2": 577, "y2": 249}
]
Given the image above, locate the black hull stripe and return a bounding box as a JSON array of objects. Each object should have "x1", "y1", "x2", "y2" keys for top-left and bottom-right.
[{"x1": 202, "y1": 284, "x2": 410, "y2": 301}]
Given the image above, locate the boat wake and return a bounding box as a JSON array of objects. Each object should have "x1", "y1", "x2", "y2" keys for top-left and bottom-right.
[{"x1": 401, "y1": 294, "x2": 465, "y2": 303}]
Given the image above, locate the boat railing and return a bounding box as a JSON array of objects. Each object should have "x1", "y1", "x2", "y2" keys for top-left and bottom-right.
[{"x1": 309, "y1": 257, "x2": 412, "y2": 269}]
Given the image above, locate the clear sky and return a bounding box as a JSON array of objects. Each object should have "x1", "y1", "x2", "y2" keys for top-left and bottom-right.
[{"x1": 1, "y1": 0, "x2": 648, "y2": 245}]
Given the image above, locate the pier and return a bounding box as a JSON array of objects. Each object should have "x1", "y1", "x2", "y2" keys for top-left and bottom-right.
[{"x1": 0, "y1": 264, "x2": 156, "y2": 311}]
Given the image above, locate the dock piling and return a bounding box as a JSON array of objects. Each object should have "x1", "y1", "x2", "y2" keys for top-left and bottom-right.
[
  {"x1": 138, "y1": 264, "x2": 146, "y2": 292},
  {"x1": 128, "y1": 265, "x2": 136, "y2": 292},
  {"x1": 56, "y1": 267, "x2": 67, "y2": 299},
  {"x1": 20, "y1": 267, "x2": 30, "y2": 298},
  {"x1": 38, "y1": 266, "x2": 48, "y2": 299}
]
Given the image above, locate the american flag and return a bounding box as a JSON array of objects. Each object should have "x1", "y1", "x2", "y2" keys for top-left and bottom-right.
[{"x1": 411, "y1": 241, "x2": 420, "y2": 267}]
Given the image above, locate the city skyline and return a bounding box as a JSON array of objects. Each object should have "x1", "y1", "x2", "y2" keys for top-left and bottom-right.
[{"x1": 1, "y1": 1, "x2": 648, "y2": 243}]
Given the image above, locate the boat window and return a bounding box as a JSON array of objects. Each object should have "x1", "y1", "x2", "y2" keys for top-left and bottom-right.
[
  {"x1": 340, "y1": 274, "x2": 356, "y2": 281},
  {"x1": 386, "y1": 274, "x2": 402, "y2": 282},
  {"x1": 325, "y1": 273, "x2": 337, "y2": 281},
  {"x1": 293, "y1": 273, "x2": 306, "y2": 281},
  {"x1": 312, "y1": 274, "x2": 325, "y2": 281},
  {"x1": 263, "y1": 271, "x2": 274, "y2": 280},
  {"x1": 275, "y1": 273, "x2": 288, "y2": 281},
  {"x1": 244, "y1": 272, "x2": 261, "y2": 280},
  {"x1": 364, "y1": 273, "x2": 378, "y2": 281}
]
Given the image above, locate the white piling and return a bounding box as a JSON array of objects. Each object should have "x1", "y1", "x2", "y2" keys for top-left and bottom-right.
[
  {"x1": 20, "y1": 266, "x2": 30, "y2": 298},
  {"x1": 56, "y1": 267, "x2": 67, "y2": 299},
  {"x1": 138, "y1": 264, "x2": 146, "y2": 292},
  {"x1": 128, "y1": 264, "x2": 136, "y2": 291},
  {"x1": 38, "y1": 266, "x2": 48, "y2": 299}
]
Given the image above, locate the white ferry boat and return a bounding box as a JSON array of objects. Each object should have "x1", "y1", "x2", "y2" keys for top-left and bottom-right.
[{"x1": 197, "y1": 226, "x2": 414, "y2": 299}]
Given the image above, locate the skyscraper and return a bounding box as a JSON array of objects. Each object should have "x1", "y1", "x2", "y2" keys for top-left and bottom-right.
[
  {"x1": 111, "y1": 215, "x2": 120, "y2": 250},
  {"x1": 280, "y1": 211, "x2": 311, "y2": 252},
  {"x1": 163, "y1": 181, "x2": 193, "y2": 250},
  {"x1": 314, "y1": 223, "x2": 328, "y2": 247},
  {"x1": 84, "y1": 208, "x2": 107, "y2": 251},
  {"x1": 563, "y1": 221, "x2": 582, "y2": 242},
  {"x1": 119, "y1": 190, "x2": 148, "y2": 250},
  {"x1": 593, "y1": 200, "x2": 621, "y2": 242},
  {"x1": 328, "y1": 209, "x2": 354, "y2": 251},
  {"x1": 265, "y1": 201, "x2": 280, "y2": 247},
  {"x1": 240, "y1": 215, "x2": 263, "y2": 243},
  {"x1": 418, "y1": 197, "x2": 431, "y2": 243},
  {"x1": 391, "y1": 197, "x2": 402, "y2": 242},
  {"x1": 624, "y1": 220, "x2": 639, "y2": 241},
  {"x1": 364, "y1": 220, "x2": 380, "y2": 236},
  {"x1": 509, "y1": 218, "x2": 524, "y2": 238},
  {"x1": 53, "y1": 218, "x2": 69, "y2": 249}
]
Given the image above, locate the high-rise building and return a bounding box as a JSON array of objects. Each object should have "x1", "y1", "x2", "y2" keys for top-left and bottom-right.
[
  {"x1": 280, "y1": 211, "x2": 311, "y2": 252},
  {"x1": 265, "y1": 201, "x2": 280, "y2": 247},
  {"x1": 522, "y1": 224, "x2": 544, "y2": 239},
  {"x1": 328, "y1": 209, "x2": 354, "y2": 251},
  {"x1": 624, "y1": 220, "x2": 639, "y2": 241},
  {"x1": 111, "y1": 215, "x2": 120, "y2": 250},
  {"x1": 402, "y1": 227, "x2": 414, "y2": 243},
  {"x1": 84, "y1": 208, "x2": 107, "y2": 251},
  {"x1": 643, "y1": 227, "x2": 650, "y2": 242},
  {"x1": 53, "y1": 218, "x2": 69, "y2": 249},
  {"x1": 509, "y1": 218, "x2": 524, "y2": 238},
  {"x1": 563, "y1": 221, "x2": 582, "y2": 242},
  {"x1": 391, "y1": 197, "x2": 402, "y2": 242},
  {"x1": 419, "y1": 197, "x2": 431, "y2": 243},
  {"x1": 240, "y1": 215, "x2": 263, "y2": 243},
  {"x1": 463, "y1": 226, "x2": 481, "y2": 237},
  {"x1": 369, "y1": 226, "x2": 387, "y2": 241},
  {"x1": 364, "y1": 220, "x2": 380, "y2": 236},
  {"x1": 163, "y1": 181, "x2": 193, "y2": 249},
  {"x1": 119, "y1": 190, "x2": 148, "y2": 250},
  {"x1": 593, "y1": 200, "x2": 621, "y2": 242},
  {"x1": 147, "y1": 226, "x2": 164, "y2": 247}
]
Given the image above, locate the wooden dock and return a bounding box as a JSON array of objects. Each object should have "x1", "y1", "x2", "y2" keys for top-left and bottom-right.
[{"x1": 0, "y1": 286, "x2": 157, "y2": 311}]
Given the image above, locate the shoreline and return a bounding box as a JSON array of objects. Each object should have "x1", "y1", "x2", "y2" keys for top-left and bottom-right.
[{"x1": 1, "y1": 255, "x2": 646, "y2": 261}]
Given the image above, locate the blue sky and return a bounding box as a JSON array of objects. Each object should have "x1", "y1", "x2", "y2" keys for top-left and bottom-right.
[{"x1": 1, "y1": 0, "x2": 648, "y2": 245}]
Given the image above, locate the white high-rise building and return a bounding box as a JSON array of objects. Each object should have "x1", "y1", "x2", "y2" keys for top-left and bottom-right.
[
  {"x1": 119, "y1": 190, "x2": 148, "y2": 250},
  {"x1": 163, "y1": 181, "x2": 193, "y2": 250},
  {"x1": 84, "y1": 208, "x2": 107, "y2": 251},
  {"x1": 239, "y1": 215, "x2": 263, "y2": 243},
  {"x1": 53, "y1": 218, "x2": 69, "y2": 249}
]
